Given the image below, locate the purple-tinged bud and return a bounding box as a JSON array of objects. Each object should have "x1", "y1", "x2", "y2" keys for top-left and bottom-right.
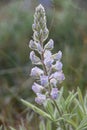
[
  {"x1": 29, "y1": 40, "x2": 37, "y2": 50},
  {"x1": 30, "y1": 67, "x2": 44, "y2": 78},
  {"x1": 35, "y1": 93, "x2": 46, "y2": 105},
  {"x1": 53, "y1": 61, "x2": 63, "y2": 71},
  {"x1": 29, "y1": 40, "x2": 43, "y2": 53},
  {"x1": 33, "y1": 32, "x2": 39, "y2": 42},
  {"x1": 32, "y1": 83, "x2": 44, "y2": 93},
  {"x1": 51, "y1": 88, "x2": 58, "y2": 99},
  {"x1": 50, "y1": 78, "x2": 57, "y2": 87},
  {"x1": 32, "y1": 24, "x2": 36, "y2": 31},
  {"x1": 52, "y1": 51, "x2": 62, "y2": 61},
  {"x1": 36, "y1": 4, "x2": 45, "y2": 13},
  {"x1": 44, "y1": 39, "x2": 54, "y2": 50},
  {"x1": 30, "y1": 51, "x2": 41, "y2": 64},
  {"x1": 40, "y1": 75, "x2": 48, "y2": 86},
  {"x1": 36, "y1": 43, "x2": 43, "y2": 54}
]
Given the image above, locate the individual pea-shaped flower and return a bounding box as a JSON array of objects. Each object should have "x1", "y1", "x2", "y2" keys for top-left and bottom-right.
[
  {"x1": 52, "y1": 50, "x2": 62, "y2": 61},
  {"x1": 32, "y1": 82, "x2": 44, "y2": 93},
  {"x1": 40, "y1": 75, "x2": 48, "y2": 87},
  {"x1": 35, "y1": 93, "x2": 46, "y2": 105},
  {"x1": 50, "y1": 71, "x2": 65, "y2": 83},
  {"x1": 51, "y1": 88, "x2": 58, "y2": 99},
  {"x1": 50, "y1": 78, "x2": 57, "y2": 87},
  {"x1": 44, "y1": 50, "x2": 52, "y2": 58},
  {"x1": 30, "y1": 51, "x2": 41, "y2": 64},
  {"x1": 44, "y1": 57, "x2": 53, "y2": 68},
  {"x1": 29, "y1": 40, "x2": 37, "y2": 50},
  {"x1": 44, "y1": 39, "x2": 54, "y2": 50},
  {"x1": 44, "y1": 50, "x2": 53, "y2": 68},
  {"x1": 30, "y1": 67, "x2": 44, "y2": 78},
  {"x1": 52, "y1": 61, "x2": 63, "y2": 71}
]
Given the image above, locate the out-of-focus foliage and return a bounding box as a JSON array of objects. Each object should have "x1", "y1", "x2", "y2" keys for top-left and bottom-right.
[{"x1": 50, "y1": 0, "x2": 87, "y2": 93}]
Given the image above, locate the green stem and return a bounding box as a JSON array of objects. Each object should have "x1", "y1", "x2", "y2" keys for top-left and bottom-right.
[{"x1": 53, "y1": 100, "x2": 66, "y2": 130}]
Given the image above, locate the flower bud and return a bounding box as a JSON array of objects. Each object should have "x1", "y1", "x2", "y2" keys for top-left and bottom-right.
[
  {"x1": 30, "y1": 51, "x2": 41, "y2": 64},
  {"x1": 36, "y1": 43, "x2": 43, "y2": 54},
  {"x1": 52, "y1": 51, "x2": 62, "y2": 61},
  {"x1": 29, "y1": 40, "x2": 37, "y2": 50},
  {"x1": 53, "y1": 61, "x2": 63, "y2": 71},
  {"x1": 44, "y1": 39, "x2": 54, "y2": 50}
]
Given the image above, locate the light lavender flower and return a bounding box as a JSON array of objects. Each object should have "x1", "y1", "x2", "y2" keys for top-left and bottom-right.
[
  {"x1": 51, "y1": 88, "x2": 58, "y2": 99},
  {"x1": 32, "y1": 82, "x2": 44, "y2": 93},
  {"x1": 50, "y1": 78, "x2": 57, "y2": 87},
  {"x1": 29, "y1": 40, "x2": 37, "y2": 50},
  {"x1": 44, "y1": 50, "x2": 53, "y2": 68},
  {"x1": 44, "y1": 39, "x2": 54, "y2": 50},
  {"x1": 30, "y1": 67, "x2": 44, "y2": 78},
  {"x1": 53, "y1": 61, "x2": 63, "y2": 71},
  {"x1": 36, "y1": 43, "x2": 43, "y2": 54},
  {"x1": 52, "y1": 50, "x2": 62, "y2": 61},
  {"x1": 30, "y1": 51, "x2": 41, "y2": 64},
  {"x1": 44, "y1": 57, "x2": 53, "y2": 68},
  {"x1": 50, "y1": 71, "x2": 65, "y2": 83},
  {"x1": 29, "y1": 40, "x2": 43, "y2": 53},
  {"x1": 35, "y1": 93, "x2": 46, "y2": 105},
  {"x1": 40, "y1": 75, "x2": 48, "y2": 86}
]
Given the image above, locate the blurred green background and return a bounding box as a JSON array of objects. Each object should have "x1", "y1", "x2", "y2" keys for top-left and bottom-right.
[{"x1": 0, "y1": 0, "x2": 87, "y2": 129}]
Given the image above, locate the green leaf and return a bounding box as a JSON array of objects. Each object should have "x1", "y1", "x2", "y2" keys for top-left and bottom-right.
[
  {"x1": 44, "y1": 99, "x2": 54, "y2": 120},
  {"x1": 39, "y1": 121, "x2": 45, "y2": 130},
  {"x1": 74, "y1": 98, "x2": 84, "y2": 119},
  {"x1": 21, "y1": 99, "x2": 52, "y2": 121},
  {"x1": 46, "y1": 120, "x2": 52, "y2": 130},
  {"x1": 65, "y1": 91, "x2": 77, "y2": 110},
  {"x1": 63, "y1": 118, "x2": 77, "y2": 128},
  {"x1": 77, "y1": 88, "x2": 86, "y2": 113},
  {"x1": 76, "y1": 116, "x2": 87, "y2": 130}
]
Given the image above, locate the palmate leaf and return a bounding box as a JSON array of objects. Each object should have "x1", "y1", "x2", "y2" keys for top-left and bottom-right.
[{"x1": 21, "y1": 99, "x2": 52, "y2": 121}]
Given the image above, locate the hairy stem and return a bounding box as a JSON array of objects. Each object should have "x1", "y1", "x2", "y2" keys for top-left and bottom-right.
[{"x1": 53, "y1": 100, "x2": 66, "y2": 130}]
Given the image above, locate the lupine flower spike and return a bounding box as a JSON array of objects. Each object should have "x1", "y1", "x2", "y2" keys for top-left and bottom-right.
[{"x1": 29, "y1": 4, "x2": 65, "y2": 105}]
